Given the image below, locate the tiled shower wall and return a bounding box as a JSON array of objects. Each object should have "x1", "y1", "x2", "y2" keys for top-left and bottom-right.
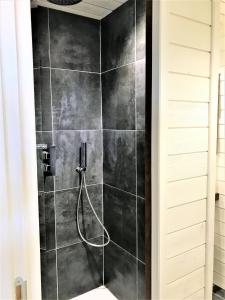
[
  {"x1": 32, "y1": 0, "x2": 146, "y2": 299},
  {"x1": 32, "y1": 8, "x2": 103, "y2": 300},
  {"x1": 102, "y1": 1, "x2": 145, "y2": 299}
]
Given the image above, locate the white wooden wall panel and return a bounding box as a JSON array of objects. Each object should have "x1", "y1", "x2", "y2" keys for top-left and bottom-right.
[
  {"x1": 215, "y1": 233, "x2": 225, "y2": 250},
  {"x1": 168, "y1": 153, "x2": 208, "y2": 182},
  {"x1": 167, "y1": 176, "x2": 207, "y2": 208},
  {"x1": 152, "y1": 0, "x2": 217, "y2": 298},
  {"x1": 168, "y1": 128, "x2": 208, "y2": 155},
  {"x1": 214, "y1": 259, "x2": 225, "y2": 277},
  {"x1": 168, "y1": 102, "x2": 209, "y2": 128},
  {"x1": 214, "y1": 271, "x2": 225, "y2": 289},
  {"x1": 168, "y1": 45, "x2": 210, "y2": 77},
  {"x1": 215, "y1": 246, "x2": 225, "y2": 263},
  {"x1": 168, "y1": 73, "x2": 210, "y2": 102},
  {"x1": 166, "y1": 267, "x2": 205, "y2": 300},
  {"x1": 215, "y1": 220, "x2": 225, "y2": 236},
  {"x1": 167, "y1": 222, "x2": 206, "y2": 259},
  {"x1": 166, "y1": 245, "x2": 205, "y2": 284},
  {"x1": 185, "y1": 288, "x2": 205, "y2": 300},
  {"x1": 214, "y1": 1, "x2": 225, "y2": 290},
  {"x1": 168, "y1": 1, "x2": 211, "y2": 24},
  {"x1": 167, "y1": 199, "x2": 206, "y2": 233},
  {"x1": 169, "y1": 15, "x2": 211, "y2": 51}
]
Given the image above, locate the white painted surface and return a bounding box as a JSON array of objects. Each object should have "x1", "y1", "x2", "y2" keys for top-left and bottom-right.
[
  {"x1": 0, "y1": 0, "x2": 41, "y2": 298},
  {"x1": 32, "y1": 0, "x2": 128, "y2": 20},
  {"x1": 152, "y1": 0, "x2": 218, "y2": 298},
  {"x1": 71, "y1": 286, "x2": 117, "y2": 300}
]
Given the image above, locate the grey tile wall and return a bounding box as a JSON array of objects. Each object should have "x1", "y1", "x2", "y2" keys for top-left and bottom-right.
[
  {"x1": 32, "y1": 7, "x2": 103, "y2": 300},
  {"x1": 33, "y1": 1, "x2": 146, "y2": 299},
  {"x1": 102, "y1": 0, "x2": 146, "y2": 299}
]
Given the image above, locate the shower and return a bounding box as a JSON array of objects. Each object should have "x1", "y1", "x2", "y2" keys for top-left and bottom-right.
[
  {"x1": 76, "y1": 143, "x2": 110, "y2": 248},
  {"x1": 47, "y1": 0, "x2": 82, "y2": 5}
]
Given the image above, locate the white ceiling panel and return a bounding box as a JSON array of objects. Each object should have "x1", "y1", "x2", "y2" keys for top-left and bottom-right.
[{"x1": 32, "y1": 0, "x2": 128, "y2": 20}]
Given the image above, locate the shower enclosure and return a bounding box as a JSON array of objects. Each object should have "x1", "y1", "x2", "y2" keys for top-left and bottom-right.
[{"x1": 31, "y1": 0, "x2": 148, "y2": 299}]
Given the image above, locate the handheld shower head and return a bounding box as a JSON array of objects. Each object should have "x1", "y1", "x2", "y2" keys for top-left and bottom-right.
[{"x1": 47, "y1": 0, "x2": 82, "y2": 5}]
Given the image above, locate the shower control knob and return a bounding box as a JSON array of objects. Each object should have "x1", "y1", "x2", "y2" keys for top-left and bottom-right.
[
  {"x1": 43, "y1": 164, "x2": 51, "y2": 172},
  {"x1": 76, "y1": 166, "x2": 86, "y2": 173}
]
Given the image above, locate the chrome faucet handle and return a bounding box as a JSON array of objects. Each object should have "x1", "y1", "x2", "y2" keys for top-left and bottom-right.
[{"x1": 76, "y1": 166, "x2": 86, "y2": 173}]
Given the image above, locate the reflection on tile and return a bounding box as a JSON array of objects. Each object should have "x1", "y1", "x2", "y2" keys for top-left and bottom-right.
[
  {"x1": 41, "y1": 250, "x2": 57, "y2": 300},
  {"x1": 34, "y1": 69, "x2": 42, "y2": 131},
  {"x1": 55, "y1": 184, "x2": 103, "y2": 248},
  {"x1": 104, "y1": 185, "x2": 136, "y2": 256},
  {"x1": 137, "y1": 131, "x2": 145, "y2": 198},
  {"x1": 136, "y1": 60, "x2": 146, "y2": 130},
  {"x1": 136, "y1": 0, "x2": 146, "y2": 60},
  {"x1": 54, "y1": 130, "x2": 102, "y2": 190},
  {"x1": 39, "y1": 193, "x2": 46, "y2": 250},
  {"x1": 104, "y1": 242, "x2": 137, "y2": 300},
  {"x1": 31, "y1": 7, "x2": 49, "y2": 67},
  {"x1": 137, "y1": 197, "x2": 145, "y2": 262},
  {"x1": 52, "y1": 70, "x2": 101, "y2": 130},
  {"x1": 103, "y1": 130, "x2": 136, "y2": 194},
  {"x1": 49, "y1": 9, "x2": 100, "y2": 72},
  {"x1": 39, "y1": 192, "x2": 55, "y2": 251},
  {"x1": 36, "y1": 131, "x2": 54, "y2": 192},
  {"x1": 57, "y1": 238, "x2": 103, "y2": 300},
  {"x1": 102, "y1": 64, "x2": 135, "y2": 130},
  {"x1": 101, "y1": 0, "x2": 135, "y2": 71},
  {"x1": 34, "y1": 68, "x2": 52, "y2": 131},
  {"x1": 138, "y1": 261, "x2": 145, "y2": 300}
]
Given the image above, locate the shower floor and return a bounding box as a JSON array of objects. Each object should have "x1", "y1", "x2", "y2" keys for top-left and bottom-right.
[{"x1": 72, "y1": 286, "x2": 118, "y2": 300}]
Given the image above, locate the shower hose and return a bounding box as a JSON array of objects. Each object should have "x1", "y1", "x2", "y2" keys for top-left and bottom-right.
[{"x1": 76, "y1": 170, "x2": 110, "y2": 247}]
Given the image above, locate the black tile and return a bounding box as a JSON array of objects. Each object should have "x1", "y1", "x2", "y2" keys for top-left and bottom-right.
[
  {"x1": 34, "y1": 69, "x2": 42, "y2": 131},
  {"x1": 31, "y1": 7, "x2": 50, "y2": 67},
  {"x1": 102, "y1": 64, "x2": 135, "y2": 130},
  {"x1": 136, "y1": 0, "x2": 146, "y2": 60},
  {"x1": 49, "y1": 9, "x2": 100, "y2": 72},
  {"x1": 137, "y1": 197, "x2": 145, "y2": 262},
  {"x1": 36, "y1": 132, "x2": 54, "y2": 192},
  {"x1": 39, "y1": 193, "x2": 46, "y2": 250},
  {"x1": 137, "y1": 131, "x2": 145, "y2": 198},
  {"x1": 55, "y1": 185, "x2": 103, "y2": 248},
  {"x1": 103, "y1": 130, "x2": 136, "y2": 194},
  {"x1": 57, "y1": 238, "x2": 103, "y2": 300},
  {"x1": 101, "y1": 0, "x2": 135, "y2": 71},
  {"x1": 52, "y1": 70, "x2": 101, "y2": 130},
  {"x1": 104, "y1": 185, "x2": 136, "y2": 256},
  {"x1": 41, "y1": 250, "x2": 57, "y2": 300},
  {"x1": 54, "y1": 130, "x2": 102, "y2": 190},
  {"x1": 104, "y1": 242, "x2": 137, "y2": 300},
  {"x1": 136, "y1": 60, "x2": 146, "y2": 130},
  {"x1": 34, "y1": 68, "x2": 52, "y2": 131},
  {"x1": 138, "y1": 261, "x2": 145, "y2": 300},
  {"x1": 39, "y1": 192, "x2": 55, "y2": 251}
]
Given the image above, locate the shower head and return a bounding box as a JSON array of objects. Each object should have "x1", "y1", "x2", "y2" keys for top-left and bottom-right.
[{"x1": 47, "y1": 0, "x2": 82, "y2": 5}]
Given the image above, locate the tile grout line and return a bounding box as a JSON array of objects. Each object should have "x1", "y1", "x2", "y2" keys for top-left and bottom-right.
[
  {"x1": 47, "y1": 9, "x2": 59, "y2": 300},
  {"x1": 99, "y1": 20, "x2": 105, "y2": 287},
  {"x1": 134, "y1": 1, "x2": 139, "y2": 299}
]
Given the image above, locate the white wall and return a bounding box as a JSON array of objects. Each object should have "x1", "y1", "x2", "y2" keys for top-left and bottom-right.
[
  {"x1": 152, "y1": 1, "x2": 218, "y2": 299},
  {"x1": 214, "y1": 0, "x2": 225, "y2": 289}
]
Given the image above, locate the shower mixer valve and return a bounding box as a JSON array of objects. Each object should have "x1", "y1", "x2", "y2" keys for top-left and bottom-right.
[{"x1": 76, "y1": 142, "x2": 87, "y2": 173}]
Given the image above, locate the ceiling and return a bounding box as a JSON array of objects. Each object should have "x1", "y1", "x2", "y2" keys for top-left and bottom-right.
[{"x1": 31, "y1": 0, "x2": 128, "y2": 20}]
